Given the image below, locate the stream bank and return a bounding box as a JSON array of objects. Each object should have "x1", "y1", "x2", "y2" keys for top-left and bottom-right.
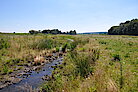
[{"x1": 0, "y1": 52, "x2": 64, "y2": 92}]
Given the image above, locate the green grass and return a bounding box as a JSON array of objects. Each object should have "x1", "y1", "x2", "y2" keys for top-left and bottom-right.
[
  {"x1": 41, "y1": 37, "x2": 100, "y2": 92},
  {"x1": 41, "y1": 35, "x2": 138, "y2": 92},
  {"x1": 0, "y1": 34, "x2": 73, "y2": 77},
  {"x1": 0, "y1": 34, "x2": 137, "y2": 92},
  {"x1": 90, "y1": 35, "x2": 138, "y2": 92}
]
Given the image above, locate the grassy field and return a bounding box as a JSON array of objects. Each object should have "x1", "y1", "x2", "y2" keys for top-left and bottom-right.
[
  {"x1": 0, "y1": 34, "x2": 138, "y2": 92},
  {"x1": 0, "y1": 34, "x2": 76, "y2": 79},
  {"x1": 41, "y1": 35, "x2": 138, "y2": 92}
]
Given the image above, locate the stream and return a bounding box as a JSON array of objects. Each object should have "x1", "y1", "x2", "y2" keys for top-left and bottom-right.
[{"x1": 0, "y1": 57, "x2": 63, "y2": 92}]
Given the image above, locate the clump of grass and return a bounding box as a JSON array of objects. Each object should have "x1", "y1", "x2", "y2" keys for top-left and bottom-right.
[
  {"x1": 124, "y1": 53, "x2": 130, "y2": 58},
  {"x1": 78, "y1": 47, "x2": 86, "y2": 52},
  {"x1": 31, "y1": 39, "x2": 54, "y2": 50},
  {"x1": 127, "y1": 42, "x2": 133, "y2": 46},
  {"x1": 69, "y1": 49, "x2": 100, "y2": 77},
  {"x1": 5, "y1": 58, "x2": 21, "y2": 65},
  {"x1": 2, "y1": 64, "x2": 13, "y2": 74},
  {"x1": 67, "y1": 41, "x2": 78, "y2": 51},
  {"x1": 119, "y1": 61, "x2": 123, "y2": 89},
  {"x1": 112, "y1": 54, "x2": 121, "y2": 61},
  {"x1": 3, "y1": 65, "x2": 9, "y2": 74},
  {"x1": 56, "y1": 47, "x2": 60, "y2": 52},
  {"x1": 99, "y1": 40, "x2": 107, "y2": 44},
  {"x1": 62, "y1": 43, "x2": 68, "y2": 52},
  {"x1": 0, "y1": 38, "x2": 10, "y2": 49}
]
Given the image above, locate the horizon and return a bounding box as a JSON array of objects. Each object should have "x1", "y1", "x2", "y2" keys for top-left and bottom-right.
[
  {"x1": 0, "y1": 29, "x2": 108, "y2": 33},
  {"x1": 0, "y1": 0, "x2": 138, "y2": 33}
]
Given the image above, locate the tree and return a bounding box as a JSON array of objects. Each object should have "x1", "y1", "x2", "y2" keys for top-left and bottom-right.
[
  {"x1": 108, "y1": 19, "x2": 138, "y2": 35},
  {"x1": 69, "y1": 30, "x2": 77, "y2": 35},
  {"x1": 29, "y1": 30, "x2": 38, "y2": 34}
]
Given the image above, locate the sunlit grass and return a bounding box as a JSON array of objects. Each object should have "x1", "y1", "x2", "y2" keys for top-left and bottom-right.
[
  {"x1": 0, "y1": 34, "x2": 74, "y2": 76},
  {"x1": 41, "y1": 35, "x2": 138, "y2": 92},
  {"x1": 0, "y1": 34, "x2": 137, "y2": 92}
]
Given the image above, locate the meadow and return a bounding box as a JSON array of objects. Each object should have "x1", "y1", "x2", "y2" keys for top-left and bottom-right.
[
  {"x1": 40, "y1": 34, "x2": 138, "y2": 92},
  {"x1": 0, "y1": 33, "x2": 137, "y2": 92}
]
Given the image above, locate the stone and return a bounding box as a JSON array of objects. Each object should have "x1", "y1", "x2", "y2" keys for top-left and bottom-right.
[
  {"x1": 0, "y1": 83, "x2": 7, "y2": 90},
  {"x1": 9, "y1": 77, "x2": 22, "y2": 84}
]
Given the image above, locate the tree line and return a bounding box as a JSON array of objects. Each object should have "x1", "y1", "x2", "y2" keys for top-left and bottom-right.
[
  {"x1": 108, "y1": 19, "x2": 138, "y2": 35},
  {"x1": 29, "y1": 29, "x2": 77, "y2": 35}
]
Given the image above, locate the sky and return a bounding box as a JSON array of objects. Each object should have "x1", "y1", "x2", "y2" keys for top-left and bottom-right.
[{"x1": 0, "y1": 0, "x2": 138, "y2": 33}]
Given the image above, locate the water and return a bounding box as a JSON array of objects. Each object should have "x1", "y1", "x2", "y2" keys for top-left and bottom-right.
[{"x1": 0, "y1": 57, "x2": 63, "y2": 92}]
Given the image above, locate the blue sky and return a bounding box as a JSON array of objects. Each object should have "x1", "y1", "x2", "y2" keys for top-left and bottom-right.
[{"x1": 0, "y1": 0, "x2": 138, "y2": 33}]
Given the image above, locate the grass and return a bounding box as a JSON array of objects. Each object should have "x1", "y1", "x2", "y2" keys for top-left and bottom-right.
[
  {"x1": 40, "y1": 36, "x2": 100, "y2": 92},
  {"x1": 0, "y1": 34, "x2": 75, "y2": 77},
  {"x1": 41, "y1": 49, "x2": 100, "y2": 92},
  {"x1": 78, "y1": 35, "x2": 138, "y2": 92},
  {"x1": 0, "y1": 34, "x2": 137, "y2": 92},
  {"x1": 0, "y1": 38, "x2": 10, "y2": 49},
  {"x1": 41, "y1": 34, "x2": 138, "y2": 92}
]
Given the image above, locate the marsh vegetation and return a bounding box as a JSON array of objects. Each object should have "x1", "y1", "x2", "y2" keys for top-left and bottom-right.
[{"x1": 0, "y1": 33, "x2": 137, "y2": 92}]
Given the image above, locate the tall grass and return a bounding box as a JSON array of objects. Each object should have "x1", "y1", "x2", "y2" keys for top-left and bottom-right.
[
  {"x1": 0, "y1": 34, "x2": 72, "y2": 76},
  {"x1": 41, "y1": 35, "x2": 138, "y2": 92},
  {"x1": 31, "y1": 39, "x2": 54, "y2": 50},
  {"x1": 95, "y1": 35, "x2": 138, "y2": 91},
  {"x1": 41, "y1": 38, "x2": 100, "y2": 92},
  {"x1": 0, "y1": 34, "x2": 137, "y2": 92},
  {"x1": 0, "y1": 38, "x2": 10, "y2": 49},
  {"x1": 68, "y1": 49, "x2": 99, "y2": 77}
]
